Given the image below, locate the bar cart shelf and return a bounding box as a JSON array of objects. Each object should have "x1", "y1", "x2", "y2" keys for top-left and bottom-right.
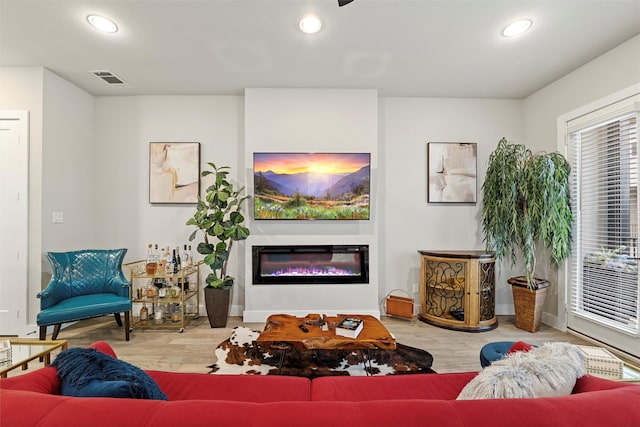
[{"x1": 124, "y1": 260, "x2": 201, "y2": 332}]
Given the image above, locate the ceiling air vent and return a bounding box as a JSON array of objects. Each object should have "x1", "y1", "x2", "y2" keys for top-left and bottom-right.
[{"x1": 90, "y1": 70, "x2": 130, "y2": 87}]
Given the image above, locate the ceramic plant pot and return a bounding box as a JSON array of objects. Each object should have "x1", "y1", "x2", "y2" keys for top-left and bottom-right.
[{"x1": 204, "y1": 286, "x2": 231, "y2": 328}]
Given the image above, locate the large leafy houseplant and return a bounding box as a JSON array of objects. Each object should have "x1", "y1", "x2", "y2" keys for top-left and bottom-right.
[
  {"x1": 186, "y1": 162, "x2": 250, "y2": 289},
  {"x1": 481, "y1": 137, "x2": 573, "y2": 289}
]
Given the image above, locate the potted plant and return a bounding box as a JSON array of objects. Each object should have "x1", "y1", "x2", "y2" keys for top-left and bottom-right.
[
  {"x1": 186, "y1": 162, "x2": 250, "y2": 327},
  {"x1": 481, "y1": 137, "x2": 573, "y2": 332}
]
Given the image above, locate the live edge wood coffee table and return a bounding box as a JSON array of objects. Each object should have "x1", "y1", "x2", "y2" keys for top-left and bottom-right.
[{"x1": 257, "y1": 314, "x2": 396, "y2": 374}]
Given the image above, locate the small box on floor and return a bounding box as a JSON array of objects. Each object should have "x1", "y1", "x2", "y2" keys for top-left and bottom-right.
[{"x1": 577, "y1": 345, "x2": 624, "y2": 379}]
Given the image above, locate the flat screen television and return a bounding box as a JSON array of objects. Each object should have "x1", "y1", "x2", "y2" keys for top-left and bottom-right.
[{"x1": 253, "y1": 152, "x2": 370, "y2": 220}]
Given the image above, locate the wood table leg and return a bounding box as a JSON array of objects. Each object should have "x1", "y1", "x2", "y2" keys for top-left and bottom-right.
[{"x1": 272, "y1": 343, "x2": 291, "y2": 375}]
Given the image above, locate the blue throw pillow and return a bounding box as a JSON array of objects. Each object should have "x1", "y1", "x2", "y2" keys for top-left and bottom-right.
[
  {"x1": 51, "y1": 347, "x2": 167, "y2": 400},
  {"x1": 72, "y1": 379, "x2": 136, "y2": 398}
]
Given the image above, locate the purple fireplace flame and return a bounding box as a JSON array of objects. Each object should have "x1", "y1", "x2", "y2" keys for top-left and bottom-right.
[
  {"x1": 252, "y1": 245, "x2": 369, "y2": 285},
  {"x1": 271, "y1": 266, "x2": 358, "y2": 277}
]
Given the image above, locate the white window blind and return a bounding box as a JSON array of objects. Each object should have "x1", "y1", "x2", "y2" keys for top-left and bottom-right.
[{"x1": 569, "y1": 111, "x2": 639, "y2": 334}]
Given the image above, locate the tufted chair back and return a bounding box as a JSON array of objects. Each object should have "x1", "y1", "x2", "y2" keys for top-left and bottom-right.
[{"x1": 41, "y1": 249, "x2": 129, "y2": 309}]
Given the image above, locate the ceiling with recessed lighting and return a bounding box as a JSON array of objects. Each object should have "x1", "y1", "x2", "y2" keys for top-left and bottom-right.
[{"x1": 1, "y1": 0, "x2": 638, "y2": 99}]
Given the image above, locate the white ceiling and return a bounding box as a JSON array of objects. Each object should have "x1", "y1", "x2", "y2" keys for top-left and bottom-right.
[{"x1": 1, "y1": 0, "x2": 639, "y2": 99}]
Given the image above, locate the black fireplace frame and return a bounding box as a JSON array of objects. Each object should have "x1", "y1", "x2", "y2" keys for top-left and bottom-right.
[{"x1": 252, "y1": 244, "x2": 369, "y2": 285}]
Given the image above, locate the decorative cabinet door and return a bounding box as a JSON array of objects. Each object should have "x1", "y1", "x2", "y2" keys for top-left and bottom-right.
[{"x1": 418, "y1": 250, "x2": 497, "y2": 332}]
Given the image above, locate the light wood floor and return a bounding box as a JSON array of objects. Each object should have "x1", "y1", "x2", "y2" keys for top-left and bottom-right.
[{"x1": 6, "y1": 314, "x2": 597, "y2": 377}]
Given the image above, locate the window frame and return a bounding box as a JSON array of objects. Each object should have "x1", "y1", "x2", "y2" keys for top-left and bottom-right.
[{"x1": 557, "y1": 83, "x2": 640, "y2": 360}]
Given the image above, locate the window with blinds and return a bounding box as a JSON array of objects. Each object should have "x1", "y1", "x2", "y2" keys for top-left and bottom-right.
[{"x1": 568, "y1": 111, "x2": 639, "y2": 335}]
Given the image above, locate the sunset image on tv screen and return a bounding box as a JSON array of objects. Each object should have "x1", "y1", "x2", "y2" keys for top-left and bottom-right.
[{"x1": 253, "y1": 153, "x2": 370, "y2": 220}]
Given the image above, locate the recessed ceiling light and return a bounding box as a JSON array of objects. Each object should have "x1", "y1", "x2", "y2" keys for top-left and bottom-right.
[
  {"x1": 502, "y1": 19, "x2": 532, "y2": 38},
  {"x1": 299, "y1": 15, "x2": 322, "y2": 34},
  {"x1": 87, "y1": 14, "x2": 118, "y2": 33}
]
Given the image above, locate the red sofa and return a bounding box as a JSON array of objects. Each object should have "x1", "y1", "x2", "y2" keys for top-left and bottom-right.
[{"x1": 1, "y1": 342, "x2": 639, "y2": 427}]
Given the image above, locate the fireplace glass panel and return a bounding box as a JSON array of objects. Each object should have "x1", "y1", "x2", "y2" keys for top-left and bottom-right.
[{"x1": 253, "y1": 245, "x2": 369, "y2": 284}]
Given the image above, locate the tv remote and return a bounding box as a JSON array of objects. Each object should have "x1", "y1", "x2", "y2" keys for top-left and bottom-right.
[{"x1": 298, "y1": 324, "x2": 309, "y2": 333}]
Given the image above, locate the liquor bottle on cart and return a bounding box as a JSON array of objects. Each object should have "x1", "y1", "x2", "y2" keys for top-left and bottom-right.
[
  {"x1": 172, "y1": 249, "x2": 179, "y2": 274},
  {"x1": 181, "y1": 245, "x2": 190, "y2": 268},
  {"x1": 145, "y1": 243, "x2": 157, "y2": 274},
  {"x1": 139, "y1": 303, "x2": 149, "y2": 324},
  {"x1": 175, "y1": 246, "x2": 182, "y2": 271},
  {"x1": 146, "y1": 280, "x2": 155, "y2": 298},
  {"x1": 165, "y1": 247, "x2": 174, "y2": 274},
  {"x1": 158, "y1": 247, "x2": 167, "y2": 272},
  {"x1": 171, "y1": 304, "x2": 181, "y2": 323}
]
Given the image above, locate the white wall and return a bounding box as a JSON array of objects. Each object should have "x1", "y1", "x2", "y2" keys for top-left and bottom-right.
[
  {"x1": 243, "y1": 89, "x2": 379, "y2": 321},
  {"x1": 523, "y1": 34, "x2": 640, "y2": 329},
  {"x1": 380, "y1": 98, "x2": 524, "y2": 314},
  {"x1": 93, "y1": 95, "x2": 244, "y2": 314},
  {"x1": 42, "y1": 69, "x2": 96, "y2": 252}
]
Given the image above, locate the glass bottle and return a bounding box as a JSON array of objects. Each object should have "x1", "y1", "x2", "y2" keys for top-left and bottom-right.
[
  {"x1": 146, "y1": 280, "x2": 155, "y2": 298},
  {"x1": 171, "y1": 304, "x2": 181, "y2": 323},
  {"x1": 170, "y1": 280, "x2": 180, "y2": 298},
  {"x1": 145, "y1": 243, "x2": 157, "y2": 274},
  {"x1": 181, "y1": 244, "x2": 189, "y2": 269},
  {"x1": 139, "y1": 303, "x2": 149, "y2": 324},
  {"x1": 157, "y1": 247, "x2": 167, "y2": 271},
  {"x1": 188, "y1": 245, "x2": 194, "y2": 266},
  {"x1": 153, "y1": 244, "x2": 159, "y2": 266},
  {"x1": 175, "y1": 246, "x2": 182, "y2": 271},
  {"x1": 172, "y1": 249, "x2": 178, "y2": 274},
  {"x1": 154, "y1": 306, "x2": 164, "y2": 324},
  {"x1": 165, "y1": 250, "x2": 174, "y2": 274}
]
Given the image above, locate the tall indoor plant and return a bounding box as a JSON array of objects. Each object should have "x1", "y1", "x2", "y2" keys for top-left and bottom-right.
[
  {"x1": 186, "y1": 162, "x2": 250, "y2": 327},
  {"x1": 481, "y1": 137, "x2": 573, "y2": 332}
]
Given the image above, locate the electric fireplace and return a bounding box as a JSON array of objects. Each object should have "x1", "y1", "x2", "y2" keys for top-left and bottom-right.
[{"x1": 252, "y1": 245, "x2": 369, "y2": 285}]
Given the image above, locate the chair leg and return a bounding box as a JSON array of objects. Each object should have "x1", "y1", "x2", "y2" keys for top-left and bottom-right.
[
  {"x1": 114, "y1": 312, "x2": 123, "y2": 327},
  {"x1": 52, "y1": 324, "x2": 61, "y2": 340},
  {"x1": 124, "y1": 311, "x2": 130, "y2": 341},
  {"x1": 39, "y1": 326, "x2": 47, "y2": 340}
]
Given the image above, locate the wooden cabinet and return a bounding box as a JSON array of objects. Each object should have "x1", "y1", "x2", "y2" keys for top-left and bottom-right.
[
  {"x1": 418, "y1": 250, "x2": 497, "y2": 332},
  {"x1": 124, "y1": 260, "x2": 201, "y2": 332}
]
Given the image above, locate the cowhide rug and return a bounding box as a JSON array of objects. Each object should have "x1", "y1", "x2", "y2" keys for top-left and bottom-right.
[{"x1": 208, "y1": 326, "x2": 435, "y2": 377}]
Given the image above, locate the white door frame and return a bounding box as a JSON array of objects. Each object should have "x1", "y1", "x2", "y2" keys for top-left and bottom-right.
[{"x1": 0, "y1": 110, "x2": 29, "y2": 336}]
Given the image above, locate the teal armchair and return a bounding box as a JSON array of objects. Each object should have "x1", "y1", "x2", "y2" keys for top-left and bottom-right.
[{"x1": 37, "y1": 249, "x2": 131, "y2": 341}]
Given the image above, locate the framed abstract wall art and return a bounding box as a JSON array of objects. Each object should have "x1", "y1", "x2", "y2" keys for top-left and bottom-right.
[
  {"x1": 149, "y1": 142, "x2": 200, "y2": 204},
  {"x1": 427, "y1": 142, "x2": 477, "y2": 203}
]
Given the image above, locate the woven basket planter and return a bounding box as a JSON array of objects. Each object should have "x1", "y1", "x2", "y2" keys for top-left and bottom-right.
[{"x1": 508, "y1": 277, "x2": 550, "y2": 333}]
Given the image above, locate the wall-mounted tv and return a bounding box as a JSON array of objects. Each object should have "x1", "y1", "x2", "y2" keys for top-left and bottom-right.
[{"x1": 253, "y1": 152, "x2": 370, "y2": 220}]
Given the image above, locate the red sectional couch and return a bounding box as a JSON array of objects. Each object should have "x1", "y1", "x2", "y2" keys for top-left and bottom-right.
[{"x1": 2, "y1": 342, "x2": 640, "y2": 427}]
